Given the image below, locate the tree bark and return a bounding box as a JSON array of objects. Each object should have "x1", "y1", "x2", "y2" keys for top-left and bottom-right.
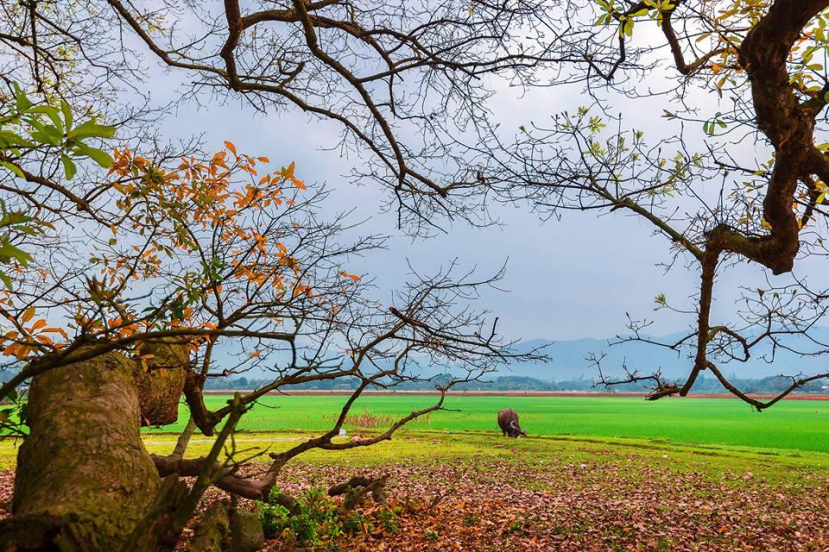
[{"x1": 0, "y1": 343, "x2": 189, "y2": 551}]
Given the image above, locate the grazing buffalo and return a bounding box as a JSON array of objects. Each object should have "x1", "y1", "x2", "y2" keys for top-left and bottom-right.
[{"x1": 497, "y1": 408, "x2": 527, "y2": 438}]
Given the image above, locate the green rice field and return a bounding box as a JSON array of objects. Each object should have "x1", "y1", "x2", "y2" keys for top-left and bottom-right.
[{"x1": 150, "y1": 394, "x2": 829, "y2": 454}]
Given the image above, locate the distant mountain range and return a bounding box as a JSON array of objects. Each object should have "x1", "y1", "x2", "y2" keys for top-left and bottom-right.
[
  {"x1": 203, "y1": 327, "x2": 829, "y2": 387},
  {"x1": 506, "y1": 327, "x2": 829, "y2": 382}
]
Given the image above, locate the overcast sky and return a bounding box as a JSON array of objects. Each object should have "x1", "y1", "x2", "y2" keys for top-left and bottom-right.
[{"x1": 143, "y1": 29, "x2": 823, "y2": 346}]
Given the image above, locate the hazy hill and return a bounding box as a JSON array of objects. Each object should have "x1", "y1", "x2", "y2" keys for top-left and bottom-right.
[{"x1": 508, "y1": 327, "x2": 829, "y2": 382}]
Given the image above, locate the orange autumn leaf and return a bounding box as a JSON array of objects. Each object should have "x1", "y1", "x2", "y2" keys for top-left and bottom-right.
[
  {"x1": 30, "y1": 319, "x2": 47, "y2": 332},
  {"x1": 42, "y1": 327, "x2": 69, "y2": 339},
  {"x1": 282, "y1": 162, "x2": 307, "y2": 190},
  {"x1": 3, "y1": 342, "x2": 31, "y2": 360},
  {"x1": 21, "y1": 307, "x2": 35, "y2": 324},
  {"x1": 224, "y1": 140, "x2": 237, "y2": 156},
  {"x1": 339, "y1": 271, "x2": 360, "y2": 282}
]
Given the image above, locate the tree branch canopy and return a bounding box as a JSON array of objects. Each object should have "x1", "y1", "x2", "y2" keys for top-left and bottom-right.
[{"x1": 3, "y1": 4, "x2": 829, "y2": 549}]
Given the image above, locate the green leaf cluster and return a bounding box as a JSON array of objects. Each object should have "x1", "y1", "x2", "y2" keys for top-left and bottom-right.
[
  {"x1": 0, "y1": 199, "x2": 52, "y2": 290},
  {"x1": 0, "y1": 83, "x2": 117, "y2": 289},
  {"x1": 1, "y1": 83, "x2": 116, "y2": 181}
]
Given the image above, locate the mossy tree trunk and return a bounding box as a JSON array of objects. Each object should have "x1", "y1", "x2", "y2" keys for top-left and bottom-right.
[{"x1": 0, "y1": 342, "x2": 188, "y2": 551}]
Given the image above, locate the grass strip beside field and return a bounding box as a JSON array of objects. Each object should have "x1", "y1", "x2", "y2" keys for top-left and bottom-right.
[{"x1": 2, "y1": 429, "x2": 828, "y2": 483}]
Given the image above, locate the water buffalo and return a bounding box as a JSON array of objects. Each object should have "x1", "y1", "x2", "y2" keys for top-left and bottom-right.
[{"x1": 497, "y1": 408, "x2": 527, "y2": 438}]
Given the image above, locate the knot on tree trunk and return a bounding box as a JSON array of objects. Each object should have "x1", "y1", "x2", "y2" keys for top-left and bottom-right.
[{"x1": 136, "y1": 338, "x2": 190, "y2": 425}]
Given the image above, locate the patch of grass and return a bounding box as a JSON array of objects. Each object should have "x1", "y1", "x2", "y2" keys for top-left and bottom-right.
[
  {"x1": 145, "y1": 395, "x2": 829, "y2": 454},
  {"x1": 2, "y1": 429, "x2": 828, "y2": 486}
]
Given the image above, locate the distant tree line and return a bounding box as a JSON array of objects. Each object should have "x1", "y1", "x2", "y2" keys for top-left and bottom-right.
[
  {"x1": 204, "y1": 374, "x2": 829, "y2": 395},
  {"x1": 10, "y1": 366, "x2": 824, "y2": 396},
  {"x1": 6, "y1": 366, "x2": 825, "y2": 396}
]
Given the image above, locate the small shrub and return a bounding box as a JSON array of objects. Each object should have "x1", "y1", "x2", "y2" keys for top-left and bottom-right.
[
  {"x1": 289, "y1": 511, "x2": 318, "y2": 545},
  {"x1": 377, "y1": 509, "x2": 399, "y2": 533},
  {"x1": 256, "y1": 484, "x2": 290, "y2": 538},
  {"x1": 257, "y1": 485, "x2": 407, "y2": 548},
  {"x1": 257, "y1": 502, "x2": 290, "y2": 539},
  {"x1": 258, "y1": 486, "x2": 345, "y2": 547},
  {"x1": 342, "y1": 512, "x2": 366, "y2": 535}
]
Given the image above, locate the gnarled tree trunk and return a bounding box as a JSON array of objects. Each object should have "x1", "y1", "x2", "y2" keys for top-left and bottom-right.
[{"x1": 0, "y1": 343, "x2": 188, "y2": 551}]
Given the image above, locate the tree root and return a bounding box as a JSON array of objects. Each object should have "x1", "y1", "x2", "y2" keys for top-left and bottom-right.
[
  {"x1": 328, "y1": 475, "x2": 389, "y2": 511},
  {"x1": 190, "y1": 501, "x2": 230, "y2": 552}
]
